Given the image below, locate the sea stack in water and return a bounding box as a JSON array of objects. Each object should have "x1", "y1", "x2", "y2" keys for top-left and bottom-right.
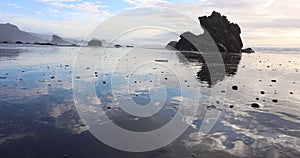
[
  {"x1": 88, "y1": 38, "x2": 102, "y2": 46},
  {"x1": 51, "y1": 35, "x2": 69, "y2": 45},
  {"x1": 167, "y1": 11, "x2": 244, "y2": 53}
]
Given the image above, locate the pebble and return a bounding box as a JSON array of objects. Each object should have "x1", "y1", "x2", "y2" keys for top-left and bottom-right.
[
  {"x1": 251, "y1": 103, "x2": 260, "y2": 108},
  {"x1": 232, "y1": 85, "x2": 238, "y2": 90}
]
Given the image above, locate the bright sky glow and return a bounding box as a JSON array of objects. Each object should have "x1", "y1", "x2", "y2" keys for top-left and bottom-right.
[{"x1": 0, "y1": 0, "x2": 299, "y2": 47}]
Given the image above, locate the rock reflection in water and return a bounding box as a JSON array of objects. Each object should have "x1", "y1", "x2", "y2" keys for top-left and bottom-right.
[{"x1": 177, "y1": 51, "x2": 241, "y2": 86}]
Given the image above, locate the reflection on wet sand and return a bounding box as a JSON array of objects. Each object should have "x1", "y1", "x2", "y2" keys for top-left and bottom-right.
[
  {"x1": 0, "y1": 45, "x2": 300, "y2": 157},
  {"x1": 177, "y1": 51, "x2": 241, "y2": 86}
]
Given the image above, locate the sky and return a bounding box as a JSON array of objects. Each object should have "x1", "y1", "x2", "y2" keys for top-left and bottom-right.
[{"x1": 0, "y1": 0, "x2": 299, "y2": 47}]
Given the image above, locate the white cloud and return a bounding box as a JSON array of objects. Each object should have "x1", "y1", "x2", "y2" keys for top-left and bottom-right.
[
  {"x1": 0, "y1": 10, "x2": 110, "y2": 39},
  {"x1": 144, "y1": 0, "x2": 300, "y2": 47},
  {"x1": 7, "y1": 3, "x2": 23, "y2": 8},
  {"x1": 37, "y1": 0, "x2": 109, "y2": 14},
  {"x1": 123, "y1": 0, "x2": 170, "y2": 7}
]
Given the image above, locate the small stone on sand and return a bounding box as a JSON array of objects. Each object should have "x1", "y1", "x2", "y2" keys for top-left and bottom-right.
[
  {"x1": 251, "y1": 103, "x2": 260, "y2": 108},
  {"x1": 232, "y1": 85, "x2": 238, "y2": 90}
]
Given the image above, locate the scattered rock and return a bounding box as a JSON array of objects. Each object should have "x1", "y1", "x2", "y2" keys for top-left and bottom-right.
[
  {"x1": 251, "y1": 103, "x2": 260, "y2": 108},
  {"x1": 232, "y1": 85, "x2": 238, "y2": 90},
  {"x1": 114, "y1": 44, "x2": 122, "y2": 48},
  {"x1": 15, "y1": 41, "x2": 23, "y2": 44}
]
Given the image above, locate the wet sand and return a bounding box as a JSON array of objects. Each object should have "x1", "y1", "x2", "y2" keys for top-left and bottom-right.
[{"x1": 0, "y1": 44, "x2": 299, "y2": 158}]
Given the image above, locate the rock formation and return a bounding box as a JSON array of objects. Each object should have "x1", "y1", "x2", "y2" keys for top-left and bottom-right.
[
  {"x1": 87, "y1": 38, "x2": 102, "y2": 46},
  {"x1": 51, "y1": 35, "x2": 69, "y2": 45},
  {"x1": 0, "y1": 23, "x2": 42, "y2": 43},
  {"x1": 241, "y1": 48, "x2": 255, "y2": 53},
  {"x1": 167, "y1": 11, "x2": 244, "y2": 53}
]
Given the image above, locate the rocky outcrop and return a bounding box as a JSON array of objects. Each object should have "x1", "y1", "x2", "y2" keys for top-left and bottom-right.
[
  {"x1": 241, "y1": 48, "x2": 255, "y2": 53},
  {"x1": 51, "y1": 35, "x2": 69, "y2": 44},
  {"x1": 165, "y1": 41, "x2": 178, "y2": 50},
  {"x1": 87, "y1": 38, "x2": 102, "y2": 46},
  {"x1": 0, "y1": 23, "x2": 42, "y2": 43},
  {"x1": 167, "y1": 11, "x2": 243, "y2": 53}
]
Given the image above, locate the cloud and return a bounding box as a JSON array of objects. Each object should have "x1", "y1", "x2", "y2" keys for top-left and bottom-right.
[
  {"x1": 123, "y1": 0, "x2": 170, "y2": 7},
  {"x1": 37, "y1": 0, "x2": 110, "y2": 14},
  {"x1": 145, "y1": 0, "x2": 300, "y2": 47},
  {"x1": 0, "y1": 10, "x2": 109, "y2": 39},
  {"x1": 7, "y1": 3, "x2": 23, "y2": 9}
]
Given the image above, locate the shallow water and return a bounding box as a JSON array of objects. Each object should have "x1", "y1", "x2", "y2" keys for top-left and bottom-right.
[{"x1": 0, "y1": 44, "x2": 299, "y2": 158}]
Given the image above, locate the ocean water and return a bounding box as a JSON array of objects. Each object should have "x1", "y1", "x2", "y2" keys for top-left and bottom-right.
[{"x1": 0, "y1": 44, "x2": 299, "y2": 158}]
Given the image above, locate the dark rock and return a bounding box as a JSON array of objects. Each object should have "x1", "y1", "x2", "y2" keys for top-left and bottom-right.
[
  {"x1": 168, "y1": 11, "x2": 243, "y2": 53},
  {"x1": 229, "y1": 105, "x2": 234, "y2": 108},
  {"x1": 232, "y1": 85, "x2": 238, "y2": 90},
  {"x1": 165, "y1": 41, "x2": 178, "y2": 50},
  {"x1": 272, "y1": 99, "x2": 278, "y2": 103},
  {"x1": 242, "y1": 48, "x2": 255, "y2": 53},
  {"x1": 251, "y1": 103, "x2": 260, "y2": 108},
  {"x1": 88, "y1": 38, "x2": 102, "y2": 46},
  {"x1": 260, "y1": 91, "x2": 265, "y2": 94},
  {"x1": 51, "y1": 35, "x2": 69, "y2": 44},
  {"x1": 271, "y1": 79, "x2": 276, "y2": 82},
  {"x1": 15, "y1": 41, "x2": 23, "y2": 44},
  {"x1": 114, "y1": 44, "x2": 122, "y2": 48}
]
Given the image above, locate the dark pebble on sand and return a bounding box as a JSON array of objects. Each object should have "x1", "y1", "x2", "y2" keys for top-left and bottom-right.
[
  {"x1": 271, "y1": 80, "x2": 276, "y2": 82},
  {"x1": 229, "y1": 105, "x2": 234, "y2": 108},
  {"x1": 256, "y1": 98, "x2": 259, "y2": 101},
  {"x1": 232, "y1": 85, "x2": 238, "y2": 90},
  {"x1": 290, "y1": 92, "x2": 294, "y2": 94},
  {"x1": 107, "y1": 107, "x2": 111, "y2": 109},
  {"x1": 260, "y1": 91, "x2": 265, "y2": 94},
  {"x1": 251, "y1": 103, "x2": 260, "y2": 108},
  {"x1": 50, "y1": 76, "x2": 55, "y2": 79},
  {"x1": 102, "y1": 81, "x2": 106, "y2": 84},
  {"x1": 164, "y1": 78, "x2": 168, "y2": 80},
  {"x1": 272, "y1": 99, "x2": 278, "y2": 103}
]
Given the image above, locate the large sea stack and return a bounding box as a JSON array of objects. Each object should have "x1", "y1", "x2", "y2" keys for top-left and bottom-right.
[{"x1": 167, "y1": 11, "x2": 243, "y2": 53}]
